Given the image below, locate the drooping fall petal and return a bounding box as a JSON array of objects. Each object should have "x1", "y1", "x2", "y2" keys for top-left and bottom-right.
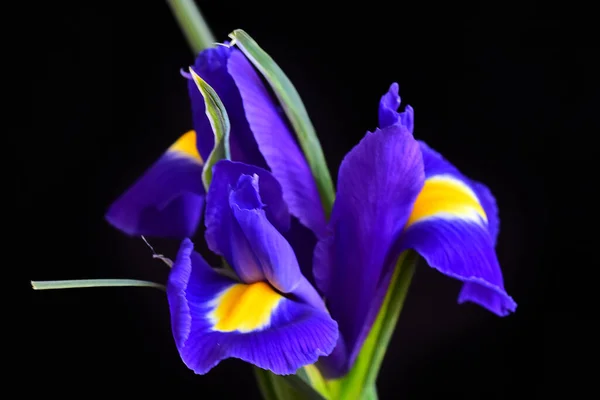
[
  {"x1": 379, "y1": 83, "x2": 515, "y2": 316},
  {"x1": 105, "y1": 130, "x2": 205, "y2": 238},
  {"x1": 167, "y1": 238, "x2": 338, "y2": 375},
  {"x1": 400, "y1": 142, "x2": 516, "y2": 316}
]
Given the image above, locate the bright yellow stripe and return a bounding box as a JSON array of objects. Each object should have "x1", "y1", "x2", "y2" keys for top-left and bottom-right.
[
  {"x1": 210, "y1": 281, "x2": 283, "y2": 333},
  {"x1": 406, "y1": 175, "x2": 486, "y2": 227},
  {"x1": 168, "y1": 130, "x2": 203, "y2": 163}
]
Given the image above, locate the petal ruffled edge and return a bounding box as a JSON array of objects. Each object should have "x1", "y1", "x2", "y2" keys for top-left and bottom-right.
[{"x1": 378, "y1": 82, "x2": 414, "y2": 132}]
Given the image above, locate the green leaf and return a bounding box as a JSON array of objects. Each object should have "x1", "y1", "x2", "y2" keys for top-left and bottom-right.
[
  {"x1": 253, "y1": 367, "x2": 328, "y2": 400},
  {"x1": 297, "y1": 365, "x2": 331, "y2": 399},
  {"x1": 30, "y1": 279, "x2": 166, "y2": 291},
  {"x1": 189, "y1": 68, "x2": 231, "y2": 190},
  {"x1": 336, "y1": 251, "x2": 419, "y2": 399},
  {"x1": 253, "y1": 367, "x2": 280, "y2": 400},
  {"x1": 228, "y1": 29, "x2": 335, "y2": 215}
]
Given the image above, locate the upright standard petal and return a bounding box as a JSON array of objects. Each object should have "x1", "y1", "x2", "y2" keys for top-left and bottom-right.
[
  {"x1": 227, "y1": 49, "x2": 327, "y2": 237},
  {"x1": 188, "y1": 46, "x2": 326, "y2": 237},
  {"x1": 205, "y1": 160, "x2": 290, "y2": 237},
  {"x1": 205, "y1": 160, "x2": 290, "y2": 281},
  {"x1": 188, "y1": 45, "x2": 266, "y2": 166},
  {"x1": 105, "y1": 130, "x2": 205, "y2": 238},
  {"x1": 314, "y1": 124, "x2": 424, "y2": 377},
  {"x1": 230, "y1": 180, "x2": 324, "y2": 310},
  {"x1": 205, "y1": 161, "x2": 324, "y2": 310},
  {"x1": 400, "y1": 142, "x2": 516, "y2": 316},
  {"x1": 167, "y1": 239, "x2": 338, "y2": 375}
]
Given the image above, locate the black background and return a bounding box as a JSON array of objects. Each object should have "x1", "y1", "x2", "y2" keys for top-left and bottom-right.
[{"x1": 24, "y1": 1, "x2": 560, "y2": 398}]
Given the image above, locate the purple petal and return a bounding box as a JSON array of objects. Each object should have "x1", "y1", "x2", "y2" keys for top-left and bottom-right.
[
  {"x1": 283, "y1": 218, "x2": 319, "y2": 288},
  {"x1": 205, "y1": 161, "x2": 290, "y2": 274},
  {"x1": 470, "y1": 180, "x2": 500, "y2": 246},
  {"x1": 227, "y1": 49, "x2": 327, "y2": 238},
  {"x1": 231, "y1": 199, "x2": 324, "y2": 310},
  {"x1": 205, "y1": 162, "x2": 323, "y2": 309},
  {"x1": 314, "y1": 124, "x2": 425, "y2": 377},
  {"x1": 378, "y1": 82, "x2": 414, "y2": 132},
  {"x1": 402, "y1": 142, "x2": 515, "y2": 315},
  {"x1": 401, "y1": 220, "x2": 516, "y2": 316},
  {"x1": 229, "y1": 175, "x2": 324, "y2": 310},
  {"x1": 188, "y1": 46, "x2": 266, "y2": 166},
  {"x1": 418, "y1": 141, "x2": 500, "y2": 245},
  {"x1": 105, "y1": 130, "x2": 205, "y2": 238},
  {"x1": 167, "y1": 239, "x2": 338, "y2": 375}
]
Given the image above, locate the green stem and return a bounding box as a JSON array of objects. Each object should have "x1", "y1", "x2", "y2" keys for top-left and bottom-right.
[
  {"x1": 362, "y1": 385, "x2": 379, "y2": 400},
  {"x1": 166, "y1": 0, "x2": 216, "y2": 54},
  {"x1": 31, "y1": 279, "x2": 165, "y2": 291},
  {"x1": 253, "y1": 367, "x2": 327, "y2": 400},
  {"x1": 336, "y1": 251, "x2": 418, "y2": 400},
  {"x1": 362, "y1": 252, "x2": 417, "y2": 391}
]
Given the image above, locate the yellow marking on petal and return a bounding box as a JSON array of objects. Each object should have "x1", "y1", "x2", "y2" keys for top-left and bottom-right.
[
  {"x1": 168, "y1": 130, "x2": 203, "y2": 163},
  {"x1": 406, "y1": 175, "x2": 487, "y2": 227},
  {"x1": 210, "y1": 281, "x2": 283, "y2": 333}
]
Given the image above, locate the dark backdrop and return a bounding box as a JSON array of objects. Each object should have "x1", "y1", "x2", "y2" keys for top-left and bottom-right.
[{"x1": 26, "y1": 1, "x2": 553, "y2": 398}]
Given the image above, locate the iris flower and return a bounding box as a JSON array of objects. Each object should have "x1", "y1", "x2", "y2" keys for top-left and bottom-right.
[
  {"x1": 106, "y1": 44, "x2": 516, "y2": 378},
  {"x1": 106, "y1": 45, "x2": 325, "y2": 243},
  {"x1": 106, "y1": 45, "x2": 333, "y2": 374},
  {"x1": 314, "y1": 83, "x2": 517, "y2": 378},
  {"x1": 168, "y1": 162, "x2": 337, "y2": 374}
]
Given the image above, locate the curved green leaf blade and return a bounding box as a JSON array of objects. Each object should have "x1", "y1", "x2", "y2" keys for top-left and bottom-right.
[
  {"x1": 228, "y1": 29, "x2": 335, "y2": 215},
  {"x1": 189, "y1": 68, "x2": 231, "y2": 190},
  {"x1": 337, "y1": 251, "x2": 419, "y2": 399}
]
